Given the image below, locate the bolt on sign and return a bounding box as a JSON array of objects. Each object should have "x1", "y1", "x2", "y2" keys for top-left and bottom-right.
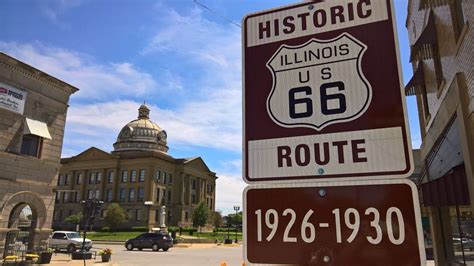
[
  {"x1": 243, "y1": 0, "x2": 414, "y2": 182},
  {"x1": 243, "y1": 180, "x2": 426, "y2": 265}
]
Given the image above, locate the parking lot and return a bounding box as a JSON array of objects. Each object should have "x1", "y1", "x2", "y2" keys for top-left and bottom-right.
[{"x1": 49, "y1": 243, "x2": 243, "y2": 266}]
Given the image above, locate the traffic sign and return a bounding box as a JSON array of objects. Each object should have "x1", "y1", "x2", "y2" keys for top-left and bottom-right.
[
  {"x1": 243, "y1": 179, "x2": 426, "y2": 265},
  {"x1": 243, "y1": 0, "x2": 413, "y2": 182}
]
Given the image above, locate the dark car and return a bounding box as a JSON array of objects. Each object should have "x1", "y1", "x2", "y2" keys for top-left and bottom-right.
[{"x1": 125, "y1": 233, "x2": 173, "y2": 252}]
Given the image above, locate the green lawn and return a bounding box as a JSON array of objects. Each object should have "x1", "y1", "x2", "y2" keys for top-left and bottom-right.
[
  {"x1": 189, "y1": 232, "x2": 243, "y2": 242},
  {"x1": 86, "y1": 231, "x2": 242, "y2": 242},
  {"x1": 87, "y1": 231, "x2": 142, "y2": 241}
]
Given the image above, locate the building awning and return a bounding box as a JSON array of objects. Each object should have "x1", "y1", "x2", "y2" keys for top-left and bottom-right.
[
  {"x1": 405, "y1": 62, "x2": 425, "y2": 96},
  {"x1": 409, "y1": 11, "x2": 437, "y2": 62},
  {"x1": 24, "y1": 118, "x2": 52, "y2": 139},
  {"x1": 421, "y1": 164, "x2": 470, "y2": 207}
]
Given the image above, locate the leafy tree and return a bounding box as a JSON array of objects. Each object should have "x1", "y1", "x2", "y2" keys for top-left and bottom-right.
[
  {"x1": 65, "y1": 213, "x2": 83, "y2": 231},
  {"x1": 192, "y1": 201, "x2": 210, "y2": 236},
  {"x1": 228, "y1": 211, "x2": 243, "y2": 229},
  {"x1": 212, "y1": 210, "x2": 223, "y2": 229},
  {"x1": 104, "y1": 203, "x2": 127, "y2": 233}
]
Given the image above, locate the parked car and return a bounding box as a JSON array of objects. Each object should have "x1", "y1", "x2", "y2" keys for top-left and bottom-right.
[
  {"x1": 49, "y1": 231, "x2": 92, "y2": 253},
  {"x1": 125, "y1": 232, "x2": 173, "y2": 252},
  {"x1": 453, "y1": 235, "x2": 474, "y2": 251}
]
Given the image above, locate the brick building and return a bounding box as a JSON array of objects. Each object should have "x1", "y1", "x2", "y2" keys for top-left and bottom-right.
[
  {"x1": 405, "y1": 0, "x2": 473, "y2": 264},
  {"x1": 0, "y1": 53, "x2": 77, "y2": 255},
  {"x1": 53, "y1": 104, "x2": 217, "y2": 230}
]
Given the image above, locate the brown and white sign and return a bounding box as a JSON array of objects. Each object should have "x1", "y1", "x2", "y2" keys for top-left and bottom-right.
[
  {"x1": 243, "y1": 0, "x2": 413, "y2": 182},
  {"x1": 0, "y1": 82, "x2": 26, "y2": 115},
  {"x1": 243, "y1": 179, "x2": 426, "y2": 265}
]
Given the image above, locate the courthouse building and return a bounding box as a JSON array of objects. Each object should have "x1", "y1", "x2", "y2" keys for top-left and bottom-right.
[
  {"x1": 0, "y1": 53, "x2": 77, "y2": 255},
  {"x1": 53, "y1": 104, "x2": 217, "y2": 230},
  {"x1": 405, "y1": 0, "x2": 473, "y2": 264}
]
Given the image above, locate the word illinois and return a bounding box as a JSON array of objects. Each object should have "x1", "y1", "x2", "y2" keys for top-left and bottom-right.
[{"x1": 259, "y1": 0, "x2": 373, "y2": 40}]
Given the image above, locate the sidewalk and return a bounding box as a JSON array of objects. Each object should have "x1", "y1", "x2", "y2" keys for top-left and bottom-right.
[{"x1": 48, "y1": 253, "x2": 116, "y2": 265}]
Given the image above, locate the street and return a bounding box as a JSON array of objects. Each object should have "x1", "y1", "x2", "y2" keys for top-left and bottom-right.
[{"x1": 49, "y1": 244, "x2": 244, "y2": 266}]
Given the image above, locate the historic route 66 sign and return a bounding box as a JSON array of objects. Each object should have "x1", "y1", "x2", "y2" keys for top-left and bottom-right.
[
  {"x1": 267, "y1": 33, "x2": 372, "y2": 130},
  {"x1": 243, "y1": 0, "x2": 414, "y2": 183}
]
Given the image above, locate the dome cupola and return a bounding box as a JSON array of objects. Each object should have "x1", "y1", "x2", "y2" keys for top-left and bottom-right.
[{"x1": 113, "y1": 104, "x2": 168, "y2": 153}]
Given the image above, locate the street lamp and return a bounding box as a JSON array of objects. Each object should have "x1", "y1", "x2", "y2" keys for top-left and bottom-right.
[
  {"x1": 233, "y1": 206, "x2": 240, "y2": 243},
  {"x1": 144, "y1": 201, "x2": 153, "y2": 232}
]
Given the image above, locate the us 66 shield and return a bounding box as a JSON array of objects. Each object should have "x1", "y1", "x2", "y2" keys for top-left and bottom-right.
[{"x1": 243, "y1": 0, "x2": 413, "y2": 183}]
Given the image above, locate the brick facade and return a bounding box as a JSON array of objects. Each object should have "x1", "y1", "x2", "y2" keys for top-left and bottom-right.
[{"x1": 406, "y1": 0, "x2": 474, "y2": 264}]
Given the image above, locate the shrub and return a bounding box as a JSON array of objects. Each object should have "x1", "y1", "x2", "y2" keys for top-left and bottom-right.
[{"x1": 131, "y1": 226, "x2": 148, "y2": 232}]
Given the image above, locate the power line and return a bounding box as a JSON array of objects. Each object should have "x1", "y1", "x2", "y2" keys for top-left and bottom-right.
[{"x1": 193, "y1": 0, "x2": 241, "y2": 28}]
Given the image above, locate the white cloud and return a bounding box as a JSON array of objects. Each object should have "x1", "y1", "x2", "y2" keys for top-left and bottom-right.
[
  {"x1": 40, "y1": 0, "x2": 84, "y2": 25},
  {"x1": 0, "y1": 42, "x2": 156, "y2": 100},
  {"x1": 215, "y1": 174, "x2": 245, "y2": 215},
  {"x1": 66, "y1": 98, "x2": 241, "y2": 153}
]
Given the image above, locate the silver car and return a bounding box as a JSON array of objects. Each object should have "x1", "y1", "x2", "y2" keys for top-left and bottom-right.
[{"x1": 49, "y1": 231, "x2": 92, "y2": 253}]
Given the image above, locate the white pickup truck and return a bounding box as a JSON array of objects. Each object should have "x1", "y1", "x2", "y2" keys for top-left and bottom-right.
[{"x1": 49, "y1": 231, "x2": 93, "y2": 253}]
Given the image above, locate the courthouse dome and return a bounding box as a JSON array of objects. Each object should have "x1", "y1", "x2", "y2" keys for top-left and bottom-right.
[{"x1": 113, "y1": 104, "x2": 169, "y2": 153}]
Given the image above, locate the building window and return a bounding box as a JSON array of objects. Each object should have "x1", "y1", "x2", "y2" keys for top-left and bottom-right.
[
  {"x1": 136, "y1": 209, "x2": 142, "y2": 221},
  {"x1": 162, "y1": 190, "x2": 166, "y2": 202},
  {"x1": 65, "y1": 174, "x2": 70, "y2": 185},
  {"x1": 129, "y1": 188, "x2": 135, "y2": 202},
  {"x1": 106, "y1": 189, "x2": 113, "y2": 202},
  {"x1": 68, "y1": 209, "x2": 73, "y2": 216},
  {"x1": 155, "y1": 210, "x2": 159, "y2": 222},
  {"x1": 75, "y1": 192, "x2": 81, "y2": 203},
  {"x1": 95, "y1": 190, "x2": 100, "y2": 199},
  {"x1": 139, "y1": 169, "x2": 146, "y2": 182},
  {"x1": 185, "y1": 211, "x2": 188, "y2": 221},
  {"x1": 76, "y1": 173, "x2": 82, "y2": 185},
  {"x1": 96, "y1": 172, "x2": 102, "y2": 184},
  {"x1": 167, "y1": 191, "x2": 171, "y2": 203},
  {"x1": 130, "y1": 170, "x2": 137, "y2": 182},
  {"x1": 101, "y1": 210, "x2": 106, "y2": 219},
  {"x1": 192, "y1": 179, "x2": 196, "y2": 190},
  {"x1": 55, "y1": 192, "x2": 61, "y2": 203},
  {"x1": 156, "y1": 188, "x2": 161, "y2": 203},
  {"x1": 192, "y1": 194, "x2": 196, "y2": 204},
  {"x1": 119, "y1": 188, "x2": 126, "y2": 202},
  {"x1": 57, "y1": 175, "x2": 63, "y2": 186},
  {"x1": 121, "y1": 170, "x2": 128, "y2": 183},
  {"x1": 168, "y1": 174, "x2": 172, "y2": 184},
  {"x1": 433, "y1": 44, "x2": 444, "y2": 88},
  {"x1": 107, "y1": 171, "x2": 114, "y2": 183},
  {"x1": 137, "y1": 188, "x2": 144, "y2": 202},
  {"x1": 452, "y1": 0, "x2": 465, "y2": 41},
  {"x1": 163, "y1": 172, "x2": 167, "y2": 184},
  {"x1": 20, "y1": 134, "x2": 43, "y2": 158},
  {"x1": 53, "y1": 210, "x2": 58, "y2": 221},
  {"x1": 155, "y1": 170, "x2": 161, "y2": 182},
  {"x1": 59, "y1": 210, "x2": 63, "y2": 219},
  {"x1": 210, "y1": 199, "x2": 213, "y2": 210},
  {"x1": 89, "y1": 173, "x2": 95, "y2": 184},
  {"x1": 87, "y1": 190, "x2": 93, "y2": 200},
  {"x1": 63, "y1": 192, "x2": 69, "y2": 203}
]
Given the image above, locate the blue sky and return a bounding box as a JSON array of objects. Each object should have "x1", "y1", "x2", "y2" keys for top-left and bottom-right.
[{"x1": 0, "y1": 0, "x2": 420, "y2": 214}]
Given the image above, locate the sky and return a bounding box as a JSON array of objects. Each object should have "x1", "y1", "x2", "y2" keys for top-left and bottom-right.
[{"x1": 0, "y1": 0, "x2": 420, "y2": 215}]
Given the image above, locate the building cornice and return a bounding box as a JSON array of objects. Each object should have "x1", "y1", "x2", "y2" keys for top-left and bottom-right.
[{"x1": 0, "y1": 52, "x2": 79, "y2": 96}]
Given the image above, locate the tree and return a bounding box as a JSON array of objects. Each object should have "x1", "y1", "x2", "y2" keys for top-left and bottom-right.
[
  {"x1": 192, "y1": 201, "x2": 210, "y2": 236},
  {"x1": 104, "y1": 203, "x2": 127, "y2": 233},
  {"x1": 65, "y1": 213, "x2": 83, "y2": 231},
  {"x1": 228, "y1": 211, "x2": 243, "y2": 229},
  {"x1": 212, "y1": 210, "x2": 223, "y2": 229}
]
